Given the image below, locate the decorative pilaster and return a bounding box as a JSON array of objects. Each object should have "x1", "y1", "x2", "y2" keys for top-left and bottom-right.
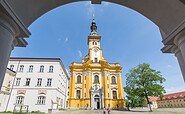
[
  {"x1": 174, "y1": 29, "x2": 185, "y2": 82},
  {"x1": 171, "y1": 46, "x2": 185, "y2": 81}
]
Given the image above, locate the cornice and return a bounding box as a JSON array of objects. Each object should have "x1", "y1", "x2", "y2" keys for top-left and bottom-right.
[{"x1": 0, "y1": 0, "x2": 30, "y2": 37}]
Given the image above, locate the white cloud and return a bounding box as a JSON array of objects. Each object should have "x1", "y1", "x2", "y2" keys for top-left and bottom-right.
[
  {"x1": 78, "y1": 50, "x2": 82, "y2": 58},
  {"x1": 85, "y1": 1, "x2": 95, "y2": 16},
  {"x1": 165, "y1": 86, "x2": 185, "y2": 94},
  {"x1": 167, "y1": 65, "x2": 172, "y2": 68},
  {"x1": 64, "y1": 37, "x2": 68, "y2": 43},
  {"x1": 58, "y1": 38, "x2": 62, "y2": 41},
  {"x1": 84, "y1": 1, "x2": 110, "y2": 16}
]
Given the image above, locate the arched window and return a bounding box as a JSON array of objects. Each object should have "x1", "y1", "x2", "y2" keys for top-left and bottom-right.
[
  {"x1": 37, "y1": 96, "x2": 46, "y2": 105},
  {"x1": 77, "y1": 75, "x2": 81, "y2": 83},
  {"x1": 95, "y1": 42, "x2": 97, "y2": 45},
  {"x1": 16, "y1": 96, "x2": 24, "y2": 104},
  {"x1": 49, "y1": 65, "x2": 54, "y2": 72},
  {"x1": 111, "y1": 76, "x2": 116, "y2": 84},
  {"x1": 94, "y1": 75, "x2": 99, "y2": 83},
  {"x1": 76, "y1": 90, "x2": 81, "y2": 99},
  {"x1": 40, "y1": 65, "x2": 44, "y2": 72},
  {"x1": 113, "y1": 91, "x2": 117, "y2": 99}
]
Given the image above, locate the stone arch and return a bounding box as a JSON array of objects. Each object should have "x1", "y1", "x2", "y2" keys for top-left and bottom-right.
[
  {"x1": 1, "y1": 0, "x2": 185, "y2": 89},
  {"x1": 4, "y1": 0, "x2": 185, "y2": 36}
]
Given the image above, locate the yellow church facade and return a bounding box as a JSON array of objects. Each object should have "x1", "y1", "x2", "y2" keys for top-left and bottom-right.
[{"x1": 68, "y1": 19, "x2": 125, "y2": 109}]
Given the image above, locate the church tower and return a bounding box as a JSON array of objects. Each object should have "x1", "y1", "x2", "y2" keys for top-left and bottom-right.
[{"x1": 68, "y1": 19, "x2": 125, "y2": 109}]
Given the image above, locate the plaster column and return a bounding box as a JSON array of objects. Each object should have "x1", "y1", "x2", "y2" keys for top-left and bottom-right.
[
  {"x1": 171, "y1": 46, "x2": 185, "y2": 82},
  {"x1": 0, "y1": 12, "x2": 19, "y2": 89},
  {"x1": 90, "y1": 92, "x2": 94, "y2": 109},
  {"x1": 174, "y1": 29, "x2": 185, "y2": 82}
]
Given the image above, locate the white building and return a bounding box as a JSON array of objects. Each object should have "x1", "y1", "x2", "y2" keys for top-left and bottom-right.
[
  {"x1": 6, "y1": 58, "x2": 69, "y2": 113},
  {"x1": 0, "y1": 68, "x2": 16, "y2": 112}
]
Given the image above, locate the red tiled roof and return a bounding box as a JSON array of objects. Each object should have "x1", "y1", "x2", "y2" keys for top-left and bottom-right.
[
  {"x1": 159, "y1": 91, "x2": 185, "y2": 100},
  {"x1": 149, "y1": 96, "x2": 159, "y2": 101}
]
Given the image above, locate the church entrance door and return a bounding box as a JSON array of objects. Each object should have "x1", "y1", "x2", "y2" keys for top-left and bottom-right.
[
  {"x1": 94, "y1": 95, "x2": 100, "y2": 109},
  {"x1": 97, "y1": 101, "x2": 100, "y2": 109}
]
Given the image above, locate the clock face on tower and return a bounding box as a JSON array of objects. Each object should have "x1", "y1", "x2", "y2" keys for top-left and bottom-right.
[{"x1": 93, "y1": 48, "x2": 99, "y2": 53}]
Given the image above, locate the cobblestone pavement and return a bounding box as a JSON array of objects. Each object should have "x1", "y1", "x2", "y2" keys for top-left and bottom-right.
[{"x1": 55, "y1": 108, "x2": 185, "y2": 114}]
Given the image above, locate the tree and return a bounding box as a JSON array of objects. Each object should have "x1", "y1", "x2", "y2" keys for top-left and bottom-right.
[{"x1": 124, "y1": 63, "x2": 166, "y2": 112}]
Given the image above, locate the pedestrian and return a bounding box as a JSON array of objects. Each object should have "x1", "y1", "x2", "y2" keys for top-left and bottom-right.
[
  {"x1": 107, "y1": 107, "x2": 110, "y2": 114},
  {"x1": 103, "y1": 106, "x2": 106, "y2": 114}
]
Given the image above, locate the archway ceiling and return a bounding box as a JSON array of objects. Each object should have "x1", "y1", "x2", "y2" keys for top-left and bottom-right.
[{"x1": 3, "y1": 0, "x2": 185, "y2": 40}]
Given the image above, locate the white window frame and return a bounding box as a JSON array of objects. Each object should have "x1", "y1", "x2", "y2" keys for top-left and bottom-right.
[
  {"x1": 37, "y1": 96, "x2": 46, "y2": 105},
  {"x1": 37, "y1": 78, "x2": 42, "y2": 86},
  {"x1": 40, "y1": 65, "x2": 44, "y2": 73},
  {"x1": 19, "y1": 65, "x2": 24, "y2": 72},
  {"x1": 25, "y1": 78, "x2": 31, "y2": 86},
  {"x1": 15, "y1": 78, "x2": 21, "y2": 86},
  {"x1": 49, "y1": 66, "x2": 54, "y2": 73},
  {"x1": 16, "y1": 96, "x2": 24, "y2": 105},
  {"x1": 28, "y1": 65, "x2": 33, "y2": 72},
  {"x1": 47, "y1": 78, "x2": 52, "y2": 86}
]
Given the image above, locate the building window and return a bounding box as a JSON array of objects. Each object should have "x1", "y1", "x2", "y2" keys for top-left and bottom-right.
[
  {"x1": 37, "y1": 96, "x2": 46, "y2": 105},
  {"x1": 25, "y1": 78, "x2": 31, "y2": 86},
  {"x1": 94, "y1": 75, "x2": 99, "y2": 83},
  {"x1": 77, "y1": 75, "x2": 81, "y2": 83},
  {"x1": 16, "y1": 96, "x2": 24, "y2": 104},
  {"x1": 10, "y1": 65, "x2": 14, "y2": 70},
  {"x1": 28, "y1": 65, "x2": 33, "y2": 72},
  {"x1": 108, "y1": 93, "x2": 110, "y2": 97},
  {"x1": 37, "y1": 78, "x2": 42, "y2": 86},
  {"x1": 85, "y1": 84, "x2": 86, "y2": 88},
  {"x1": 113, "y1": 91, "x2": 117, "y2": 99},
  {"x1": 40, "y1": 65, "x2": 44, "y2": 72},
  {"x1": 15, "y1": 78, "x2": 21, "y2": 86},
  {"x1": 84, "y1": 93, "x2": 86, "y2": 97},
  {"x1": 47, "y1": 78, "x2": 52, "y2": 86},
  {"x1": 19, "y1": 65, "x2": 24, "y2": 72},
  {"x1": 76, "y1": 90, "x2": 81, "y2": 99},
  {"x1": 49, "y1": 66, "x2": 54, "y2": 73},
  {"x1": 111, "y1": 76, "x2": 116, "y2": 84}
]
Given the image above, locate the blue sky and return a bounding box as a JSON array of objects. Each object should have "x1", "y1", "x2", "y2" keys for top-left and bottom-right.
[{"x1": 11, "y1": 2, "x2": 185, "y2": 94}]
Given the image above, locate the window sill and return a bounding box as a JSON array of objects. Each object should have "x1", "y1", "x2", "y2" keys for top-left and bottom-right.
[
  {"x1": 27, "y1": 71, "x2": 33, "y2": 73},
  {"x1": 45, "y1": 86, "x2": 52, "y2": 87},
  {"x1": 35, "y1": 85, "x2": 42, "y2": 87},
  {"x1": 24, "y1": 85, "x2": 30, "y2": 86},
  {"x1": 35, "y1": 104, "x2": 46, "y2": 105}
]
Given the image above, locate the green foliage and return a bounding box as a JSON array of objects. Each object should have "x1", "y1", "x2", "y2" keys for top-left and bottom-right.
[
  {"x1": 31, "y1": 111, "x2": 44, "y2": 113},
  {"x1": 124, "y1": 63, "x2": 166, "y2": 111}
]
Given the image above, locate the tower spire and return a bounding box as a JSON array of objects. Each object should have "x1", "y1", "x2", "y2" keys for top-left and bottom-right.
[{"x1": 90, "y1": 17, "x2": 98, "y2": 36}]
